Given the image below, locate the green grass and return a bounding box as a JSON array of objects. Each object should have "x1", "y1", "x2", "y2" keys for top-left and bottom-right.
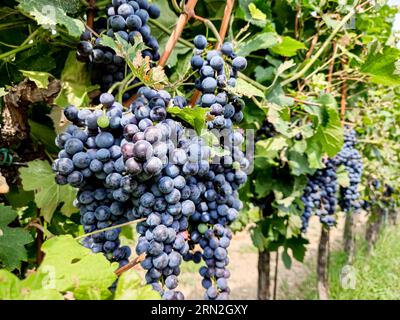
[{"x1": 281, "y1": 225, "x2": 400, "y2": 300}]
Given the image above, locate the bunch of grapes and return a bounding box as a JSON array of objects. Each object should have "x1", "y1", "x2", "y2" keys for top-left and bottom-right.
[
  {"x1": 180, "y1": 36, "x2": 249, "y2": 300},
  {"x1": 53, "y1": 93, "x2": 135, "y2": 267},
  {"x1": 76, "y1": 0, "x2": 161, "y2": 95},
  {"x1": 118, "y1": 88, "x2": 202, "y2": 300},
  {"x1": 255, "y1": 120, "x2": 276, "y2": 141},
  {"x1": 56, "y1": 10, "x2": 251, "y2": 298},
  {"x1": 301, "y1": 158, "x2": 338, "y2": 232},
  {"x1": 190, "y1": 35, "x2": 246, "y2": 129},
  {"x1": 333, "y1": 129, "x2": 363, "y2": 213}
]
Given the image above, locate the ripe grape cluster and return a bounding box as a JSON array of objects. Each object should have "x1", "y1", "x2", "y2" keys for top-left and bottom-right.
[
  {"x1": 333, "y1": 129, "x2": 363, "y2": 213},
  {"x1": 181, "y1": 36, "x2": 249, "y2": 299},
  {"x1": 190, "y1": 35, "x2": 246, "y2": 130},
  {"x1": 76, "y1": 0, "x2": 160, "y2": 95},
  {"x1": 53, "y1": 94, "x2": 134, "y2": 267},
  {"x1": 56, "y1": 12, "x2": 249, "y2": 297},
  {"x1": 255, "y1": 120, "x2": 276, "y2": 141},
  {"x1": 301, "y1": 158, "x2": 338, "y2": 232}
]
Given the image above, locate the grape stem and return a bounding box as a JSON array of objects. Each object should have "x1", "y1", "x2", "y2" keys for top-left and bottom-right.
[
  {"x1": 123, "y1": 0, "x2": 200, "y2": 107},
  {"x1": 115, "y1": 253, "x2": 146, "y2": 276},
  {"x1": 74, "y1": 218, "x2": 146, "y2": 241},
  {"x1": 326, "y1": 41, "x2": 337, "y2": 92},
  {"x1": 171, "y1": 0, "x2": 182, "y2": 14},
  {"x1": 0, "y1": 43, "x2": 34, "y2": 61},
  {"x1": 281, "y1": 7, "x2": 357, "y2": 87},
  {"x1": 192, "y1": 14, "x2": 222, "y2": 47},
  {"x1": 340, "y1": 62, "x2": 347, "y2": 127}
]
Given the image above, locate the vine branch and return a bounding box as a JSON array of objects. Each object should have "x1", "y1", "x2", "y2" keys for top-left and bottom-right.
[
  {"x1": 87, "y1": 0, "x2": 96, "y2": 29},
  {"x1": 115, "y1": 253, "x2": 146, "y2": 276},
  {"x1": 327, "y1": 41, "x2": 337, "y2": 92},
  {"x1": 281, "y1": 8, "x2": 356, "y2": 87},
  {"x1": 158, "y1": 0, "x2": 200, "y2": 68},
  {"x1": 217, "y1": 0, "x2": 235, "y2": 50}
]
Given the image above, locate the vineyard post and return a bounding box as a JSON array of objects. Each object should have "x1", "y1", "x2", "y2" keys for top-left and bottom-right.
[
  {"x1": 343, "y1": 212, "x2": 355, "y2": 262},
  {"x1": 365, "y1": 208, "x2": 385, "y2": 254},
  {"x1": 258, "y1": 250, "x2": 271, "y2": 299},
  {"x1": 258, "y1": 205, "x2": 271, "y2": 300},
  {"x1": 273, "y1": 249, "x2": 279, "y2": 300},
  {"x1": 317, "y1": 227, "x2": 329, "y2": 300}
]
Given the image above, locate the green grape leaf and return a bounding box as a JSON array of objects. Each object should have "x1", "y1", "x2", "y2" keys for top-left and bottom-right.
[
  {"x1": 311, "y1": 94, "x2": 344, "y2": 157},
  {"x1": 260, "y1": 102, "x2": 291, "y2": 135},
  {"x1": 19, "y1": 160, "x2": 77, "y2": 222},
  {"x1": 227, "y1": 78, "x2": 265, "y2": 98},
  {"x1": 251, "y1": 224, "x2": 269, "y2": 251},
  {"x1": 0, "y1": 205, "x2": 33, "y2": 270},
  {"x1": 266, "y1": 84, "x2": 295, "y2": 106},
  {"x1": 29, "y1": 120, "x2": 59, "y2": 154},
  {"x1": 167, "y1": 106, "x2": 209, "y2": 135},
  {"x1": 39, "y1": 235, "x2": 117, "y2": 300},
  {"x1": 237, "y1": 32, "x2": 279, "y2": 56},
  {"x1": 270, "y1": 36, "x2": 307, "y2": 57},
  {"x1": 287, "y1": 151, "x2": 314, "y2": 176},
  {"x1": 305, "y1": 138, "x2": 325, "y2": 169},
  {"x1": 286, "y1": 236, "x2": 308, "y2": 263},
  {"x1": 20, "y1": 70, "x2": 52, "y2": 89},
  {"x1": 55, "y1": 52, "x2": 99, "y2": 109},
  {"x1": 360, "y1": 47, "x2": 400, "y2": 86},
  {"x1": 281, "y1": 249, "x2": 292, "y2": 269},
  {"x1": 248, "y1": 3, "x2": 267, "y2": 21},
  {"x1": 17, "y1": 0, "x2": 85, "y2": 38},
  {"x1": 114, "y1": 269, "x2": 161, "y2": 300},
  {"x1": 237, "y1": 0, "x2": 271, "y2": 28},
  {"x1": 0, "y1": 271, "x2": 62, "y2": 300},
  {"x1": 254, "y1": 66, "x2": 275, "y2": 83},
  {"x1": 0, "y1": 270, "x2": 23, "y2": 299},
  {"x1": 256, "y1": 136, "x2": 288, "y2": 161}
]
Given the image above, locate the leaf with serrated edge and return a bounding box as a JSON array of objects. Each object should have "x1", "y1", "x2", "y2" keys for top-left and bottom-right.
[
  {"x1": 19, "y1": 160, "x2": 77, "y2": 222},
  {"x1": 270, "y1": 36, "x2": 307, "y2": 57},
  {"x1": 17, "y1": 0, "x2": 84, "y2": 38},
  {"x1": 227, "y1": 78, "x2": 264, "y2": 98},
  {"x1": 114, "y1": 269, "x2": 161, "y2": 300},
  {"x1": 237, "y1": 32, "x2": 279, "y2": 56},
  {"x1": 20, "y1": 70, "x2": 51, "y2": 89},
  {"x1": 39, "y1": 235, "x2": 117, "y2": 300},
  {"x1": 0, "y1": 205, "x2": 32, "y2": 270},
  {"x1": 167, "y1": 107, "x2": 209, "y2": 135}
]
